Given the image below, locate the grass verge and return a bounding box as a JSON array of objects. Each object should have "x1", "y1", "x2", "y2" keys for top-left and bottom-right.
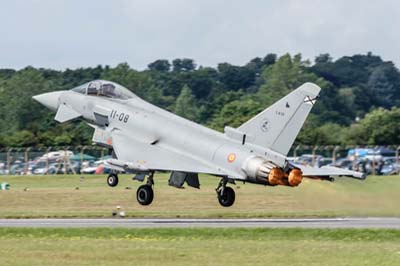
[
  {"x1": 0, "y1": 174, "x2": 399, "y2": 218},
  {"x1": 0, "y1": 228, "x2": 399, "y2": 266}
]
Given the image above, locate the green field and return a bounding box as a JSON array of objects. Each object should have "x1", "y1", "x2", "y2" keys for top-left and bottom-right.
[
  {"x1": 0, "y1": 228, "x2": 399, "y2": 266},
  {"x1": 0, "y1": 174, "x2": 399, "y2": 218},
  {"x1": 1, "y1": 175, "x2": 400, "y2": 266}
]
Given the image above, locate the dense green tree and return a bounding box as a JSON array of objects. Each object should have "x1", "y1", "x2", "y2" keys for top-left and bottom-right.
[
  {"x1": 0, "y1": 52, "x2": 400, "y2": 146},
  {"x1": 174, "y1": 85, "x2": 200, "y2": 122},
  {"x1": 208, "y1": 98, "x2": 262, "y2": 131},
  {"x1": 0, "y1": 67, "x2": 52, "y2": 133},
  {"x1": 217, "y1": 63, "x2": 255, "y2": 91},
  {"x1": 0, "y1": 135, "x2": 4, "y2": 148},
  {"x1": 3, "y1": 130, "x2": 37, "y2": 147},
  {"x1": 198, "y1": 89, "x2": 244, "y2": 124},
  {"x1": 258, "y1": 54, "x2": 330, "y2": 106},
  {"x1": 344, "y1": 108, "x2": 400, "y2": 145},
  {"x1": 143, "y1": 85, "x2": 164, "y2": 105},
  {"x1": 315, "y1": 53, "x2": 332, "y2": 64},
  {"x1": 0, "y1": 69, "x2": 16, "y2": 80},
  {"x1": 172, "y1": 58, "x2": 196, "y2": 72},
  {"x1": 297, "y1": 123, "x2": 346, "y2": 145},
  {"x1": 366, "y1": 63, "x2": 400, "y2": 108},
  {"x1": 310, "y1": 53, "x2": 400, "y2": 118},
  {"x1": 247, "y1": 57, "x2": 263, "y2": 70},
  {"x1": 147, "y1": 60, "x2": 171, "y2": 72},
  {"x1": 311, "y1": 52, "x2": 383, "y2": 87},
  {"x1": 263, "y1": 53, "x2": 277, "y2": 66},
  {"x1": 54, "y1": 134, "x2": 73, "y2": 146},
  {"x1": 184, "y1": 67, "x2": 217, "y2": 99}
]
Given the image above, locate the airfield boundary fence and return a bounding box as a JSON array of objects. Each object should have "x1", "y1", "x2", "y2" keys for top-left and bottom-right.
[
  {"x1": 0, "y1": 145, "x2": 399, "y2": 176},
  {"x1": 0, "y1": 146, "x2": 109, "y2": 175}
]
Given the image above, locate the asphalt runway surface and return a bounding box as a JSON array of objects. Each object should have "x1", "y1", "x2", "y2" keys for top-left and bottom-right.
[{"x1": 0, "y1": 218, "x2": 400, "y2": 228}]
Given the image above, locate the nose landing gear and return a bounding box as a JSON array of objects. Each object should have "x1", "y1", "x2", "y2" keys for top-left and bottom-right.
[{"x1": 107, "y1": 173, "x2": 119, "y2": 187}]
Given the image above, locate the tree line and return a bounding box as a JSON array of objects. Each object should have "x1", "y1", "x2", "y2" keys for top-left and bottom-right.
[{"x1": 0, "y1": 52, "x2": 399, "y2": 147}]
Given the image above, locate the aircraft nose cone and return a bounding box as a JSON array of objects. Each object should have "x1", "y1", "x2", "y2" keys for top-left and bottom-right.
[{"x1": 32, "y1": 91, "x2": 65, "y2": 111}]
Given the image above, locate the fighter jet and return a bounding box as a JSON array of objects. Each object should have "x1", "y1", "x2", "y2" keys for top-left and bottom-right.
[{"x1": 33, "y1": 80, "x2": 365, "y2": 207}]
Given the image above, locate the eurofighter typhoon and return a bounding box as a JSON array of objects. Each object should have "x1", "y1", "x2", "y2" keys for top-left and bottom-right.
[{"x1": 33, "y1": 80, "x2": 365, "y2": 207}]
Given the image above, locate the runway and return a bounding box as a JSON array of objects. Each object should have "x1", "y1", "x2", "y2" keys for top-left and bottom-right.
[{"x1": 0, "y1": 218, "x2": 400, "y2": 228}]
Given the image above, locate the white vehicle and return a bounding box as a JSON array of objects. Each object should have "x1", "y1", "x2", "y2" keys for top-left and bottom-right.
[
  {"x1": 81, "y1": 161, "x2": 101, "y2": 174},
  {"x1": 39, "y1": 151, "x2": 74, "y2": 161}
]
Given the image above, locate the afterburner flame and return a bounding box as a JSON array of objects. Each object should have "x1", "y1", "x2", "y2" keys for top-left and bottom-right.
[
  {"x1": 268, "y1": 167, "x2": 303, "y2": 187},
  {"x1": 268, "y1": 168, "x2": 287, "y2": 186},
  {"x1": 288, "y1": 168, "x2": 303, "y2": 186}
]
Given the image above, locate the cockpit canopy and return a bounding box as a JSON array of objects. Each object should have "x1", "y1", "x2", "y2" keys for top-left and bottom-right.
[{"x1": 71, "y1": 80, "x2": 136, "y2": 100}]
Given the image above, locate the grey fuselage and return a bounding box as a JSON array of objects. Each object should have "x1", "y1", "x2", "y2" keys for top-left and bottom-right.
[{"x1": 60, "y1": 91, "x2": 286, "y2": 181}]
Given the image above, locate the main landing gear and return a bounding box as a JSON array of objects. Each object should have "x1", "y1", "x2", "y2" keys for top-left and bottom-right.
[
  {"x1": 108, "y1": 173, "x2": 236, "y2": 207},
  {"x1": 107, "y1": 172, "x2": 155, "y2": 206},
  {"x1": 136, "y1": 172, "x2": 154, "y2": 206},
  {"x1": 216, "y1": 178, "x2": 235, "y2": 207}
]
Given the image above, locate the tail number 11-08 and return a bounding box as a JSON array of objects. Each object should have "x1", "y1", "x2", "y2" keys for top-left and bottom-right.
[{"x1": 110, "y1": 110, "x2": 129, "y2": 123}]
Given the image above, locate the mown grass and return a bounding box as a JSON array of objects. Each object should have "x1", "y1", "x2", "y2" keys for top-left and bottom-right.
[
  {"x1": 0, "y1": 228, "x2": 399, "y2": 266},
  {"x1": 1, "y1": 227, "x2": 400, "y2": 241},
  {"x1": 0, "y1": 174, "x2": 399, "y2": 218}
]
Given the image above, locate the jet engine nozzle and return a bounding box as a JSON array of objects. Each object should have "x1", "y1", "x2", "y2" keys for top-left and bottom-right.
[
  {"x1": 268, "y1": 167, "x2": 286, "y2": 186},
  {"x1": 242, "y1": 156, "x2": 303, "y2": 187},
  {"x1": 268, "y1": 167, "x2": 303, "y2": 187},
  {"x1": 242, "y1": 156, "x2": 275, "y2": 185},
  {"x1": 288, "y1": 168, "x2": 303, "y2": 186}
]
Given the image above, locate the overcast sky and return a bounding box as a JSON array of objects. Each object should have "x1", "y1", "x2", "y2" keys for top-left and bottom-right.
[{"x1": 1, "y1": 0, "x2": 399, "y2": 70}]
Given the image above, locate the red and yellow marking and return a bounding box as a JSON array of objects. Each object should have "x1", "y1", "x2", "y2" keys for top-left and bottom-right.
[{"x1": 227, "y1": 153, "x2": 236, "y2": 163}]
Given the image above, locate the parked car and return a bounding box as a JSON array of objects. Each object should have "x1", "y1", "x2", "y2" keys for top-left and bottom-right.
[
  {"x1": 80, "y1": 161, "x2": 100, "y2": 174},
  {"x1": 0, "y1": 161, "x2": 5, "y2": 175},
  {"x1": 347, "y1": 147, "x2": 396, "y2": 162},
  {"x1": 32, "y1": 160, "x2": 52, "y2": 175},
  {"x1": 380, "y1": 157, "x2": 400, "y2": 175},
  {"x1": 81, "y1": 159, "x2": 113, "y2": 174},
  {"x1": 46, "y1": 161, "x2": 81, "y2": 174},
  {"x1": 9, "y1": 163, "x2": 28, "y2": 175},
  {"x1": 39, "y1": 150, "x2": 74, "y2": 161},
  {"x1": 330, "y1": 158, "x2": 353, "y2": 170},
  {"x1": 294, "y1": 154, "x2": 324, "y2": 167},
  {"x1": 319, "y1": 158, "x2": 333, "y2": 167}
]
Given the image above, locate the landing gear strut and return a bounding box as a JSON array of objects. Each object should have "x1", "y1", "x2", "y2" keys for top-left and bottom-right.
[
  {"x1": 107, "y1": 173, "x2": 119, "y2": 187},
  {"x1": 136, "y1": 172, "x2": 154, "y2": 206},
  {"x1": 216, "y1": 178, "x2": 235, "y2": 207}
]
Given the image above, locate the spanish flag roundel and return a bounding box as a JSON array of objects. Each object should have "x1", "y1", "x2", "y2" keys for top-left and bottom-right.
[{"x1": 227, "y1": 153, "x2": 236, "y2": 163}]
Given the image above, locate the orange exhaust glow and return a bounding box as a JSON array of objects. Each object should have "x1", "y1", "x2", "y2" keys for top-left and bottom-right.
[
  {"x1": 268, "y1": 168, "x2": 288, "y2": 186},
  {"x1": 268, "y1": 168, "x2": 303, "y2": 187},
  {"x1": 288, "y1": 168, "x2": 303, "y2": 186}
]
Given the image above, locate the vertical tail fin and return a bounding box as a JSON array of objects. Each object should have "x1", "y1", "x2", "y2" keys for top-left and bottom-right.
[{"x1": 237, "y1": 82, "x2": 321, "y2": 155}]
